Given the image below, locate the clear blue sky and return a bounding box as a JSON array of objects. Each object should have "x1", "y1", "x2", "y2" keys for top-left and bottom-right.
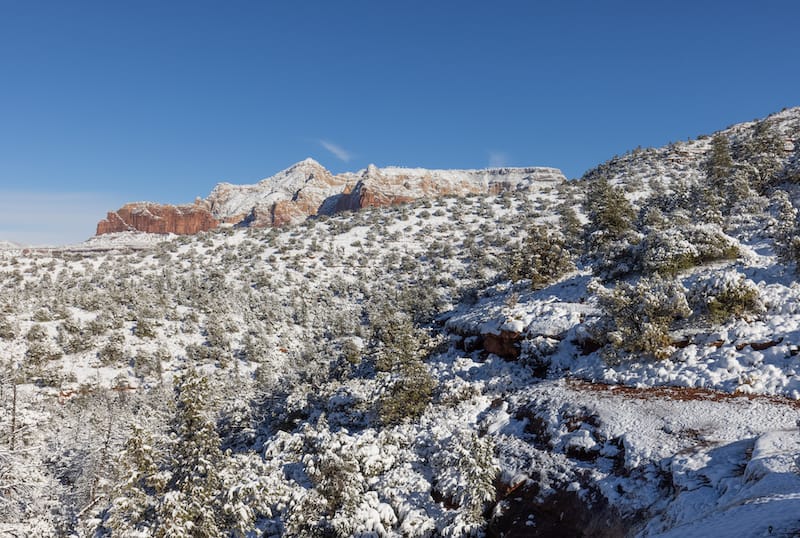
[{"x1": 1, "y1": 1, "x2": 798, "y2": 244}]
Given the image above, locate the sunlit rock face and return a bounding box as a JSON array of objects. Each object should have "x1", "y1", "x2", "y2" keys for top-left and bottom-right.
[
  {"x1": 96, "y1": 158, "x2": 566, "y2": 235},
  {"x1": 96, "y1": 202, "x2": 219, "y2": 235}
]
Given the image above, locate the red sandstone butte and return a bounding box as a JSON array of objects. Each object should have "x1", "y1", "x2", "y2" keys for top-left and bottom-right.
[{"x1": 96, "y1": 202, "x2": 219, "y2": 235}]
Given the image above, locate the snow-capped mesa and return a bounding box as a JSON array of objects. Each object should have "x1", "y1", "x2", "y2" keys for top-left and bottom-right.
[{"x1": 96, "y1": 159, "x2": 567, "y2": 234}]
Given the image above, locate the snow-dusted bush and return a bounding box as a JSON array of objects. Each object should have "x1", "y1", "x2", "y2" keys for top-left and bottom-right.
[
  {"x1": 505, "y1": 225, "x2": 574, "y2": 289},
  {"x1": 134, "y1": 316, "x2": 157, "y2": 339},
  {"x1": 705, "y1": 132, "x2": 734, "y2": 182},
  {"x1": 731, "y1": 119, "x2": 785, "y2": 191},
  {"x1": 133, "y1": 349, "x2": 163, "y2": 379},
  {"x1": 306, "y1": 436, "x2": 364, "y2": 535},
  {"x1": 557, "y1": 202, "x2": 584, "y2": 249},
  {"x1": 593, "y1": 275, "x2": 691, "y2": 361},
  {"x1": 25, "y1": 323, "x2": 48, "y2": 342},
  {"x1": 769, "y1": 190, "x2": 800, "y2": 268},
  {"x1": 636, "y1": 224, "x2": 739, "y2": 276},
  {"x1": 97, "y1": 333, "x2": 125, "y2": 365},
  {"x1": 584, "y1": 177, "x2": 636, "y2": 241},
  {"x1": 25, "y1": 340, "x2": 63, "y2": 365},
  {"x1": 587, "y1": 231, "x2": 642, "y2": 281},
  {"x1": 430, "y1": 429, "x2": 498, "y2": 536},
  {"x1": 57, "y1": 317, "x2": 93, "y2": 354},
  {"x1": 0, "y1": 315, "x2": 17, "y2": 340},
  {"x1": 690, "y1": 270, "x2": 764, "y2": 323}
]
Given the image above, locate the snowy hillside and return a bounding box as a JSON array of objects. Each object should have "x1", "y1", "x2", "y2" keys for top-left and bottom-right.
[{"x1": 2, "y1": 107, "x2": 800, "y2": 536}]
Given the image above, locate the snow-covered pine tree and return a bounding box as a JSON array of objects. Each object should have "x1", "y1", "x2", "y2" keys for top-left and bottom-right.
[
  {"x1": 156, "y1": 368, "x2": 224, "y2": 538},
  {"x1": 706, "y1": 133, "x2": 734, "y2": 182},
  {"x1": 105, "y1": 425, "x2": 164, "y2": 536},
  {"x1": 584, "y1": 177, "x2": 640, "y2": 280},
  {"x1": 770, "y1": 190, "x2": 799, "y2": 263},
  {"x1": 371, "y1": 310, "x2": 436, "y2": 425}
]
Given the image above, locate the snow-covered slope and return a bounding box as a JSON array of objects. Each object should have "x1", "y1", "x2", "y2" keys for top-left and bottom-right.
[
  {"x1": 582, "y1": 106, "x2": 800, "y2": 197},
  {"x1": 3, "y1": 107, "x2": 800, "y2": 537}
]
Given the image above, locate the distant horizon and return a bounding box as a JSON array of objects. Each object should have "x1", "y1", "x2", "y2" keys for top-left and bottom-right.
[{"x1": 2, "y1": 1, "x2": 799, "y2": 244}]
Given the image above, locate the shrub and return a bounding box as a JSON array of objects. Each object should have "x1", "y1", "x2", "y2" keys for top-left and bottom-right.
[
  {"x1": 506, "y1": 225, "x2": 574, "y2": 289},
  {"x1": 690, "y1": 271, "x2": 763, "y2": 323},
  {"x1": 98, "y1": 334, "x2": 126, "y2": 365},
  {"x1": 133, "y1": 318, "x2": 157, "y2": 339},
  {"x1": 588, "y1": 231, "x2": 642, "y2": 281},
  {"x1": 705, "y1": 133, "x2": 733, "y2": 181},
  {"x1": 637, "y1": 224, "x2": 739, "y2": 276},
  {"x1": 379, "y1": 362, "x2": 436, "y2": 425},
  {"x1": 430, "y1": 430, "x2": 498, "y2": 533},
  {"x1": 26, "y1": 340, "x2": 63, "y2": 364},
  {"x1": 0, "y1": 316, "x2": 17, "y2": 340},
  {"x1": 584, "y1": 177, "x2": 636, "y2": 240},
  {"x1": 371, "y1": 311, "x2": 437, "y2": 424},
  {"x1": 593, "y1": 275, "x2": 691, "y2": 361},
  {"x1": 26, "y1": 323, "x2": 48, "y2": 341}
]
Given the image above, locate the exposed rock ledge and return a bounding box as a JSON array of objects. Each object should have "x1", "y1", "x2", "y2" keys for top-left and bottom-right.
[
  {"x1": 96, "y1": 159, "x2": 566, "y2": 236},
  {"x1": 96, "y1": 202, "x2": 219, "y2": 235}
]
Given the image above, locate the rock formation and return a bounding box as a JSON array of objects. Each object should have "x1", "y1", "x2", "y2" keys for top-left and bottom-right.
[
  {"x1": 207, "y1": 158, "x2": 350, "y2": 227},
  {"x1": 96, "y1": 158, "x2": 566, "y2": 236},
  {"x1": 96, "y1": 202, "x2": 219, "y2": 235}
]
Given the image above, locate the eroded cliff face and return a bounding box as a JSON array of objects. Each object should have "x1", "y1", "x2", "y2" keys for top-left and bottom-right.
[
  {"x1": 96, "y1": 202, "x2": 219, "y2": 235},
  {"x1": 96, "y1": 159, "x2": 566, "y2": 235},
  {"x1": 334, "y1": 164, "x2": 566, "y2": 212},
  {"x1": 206, "y1": 158, "x2": 351, "y2": 228}
]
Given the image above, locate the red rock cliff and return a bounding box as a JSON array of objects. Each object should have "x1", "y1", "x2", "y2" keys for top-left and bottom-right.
[
  {"x1": 96, "y1": 202, "x2": 219, "y2": 235},
  {"x1": 95, "y1": 161, "x2": 566, "y2": 236}
]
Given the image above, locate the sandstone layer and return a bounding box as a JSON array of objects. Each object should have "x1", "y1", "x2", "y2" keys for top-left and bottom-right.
[
  {"x1": 96, "y1": 159, "x2": 566, "y2": 236},
  {"x1": 96, "y1": 202, "x2": 218, "y2": 235}
]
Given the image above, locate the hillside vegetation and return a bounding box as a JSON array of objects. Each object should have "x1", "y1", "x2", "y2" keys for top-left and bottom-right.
[{"x1": 2, "y1": 107, "x2": 800, "y2": 537}]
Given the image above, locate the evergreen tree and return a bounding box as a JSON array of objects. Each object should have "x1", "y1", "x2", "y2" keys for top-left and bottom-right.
[
  {"x1": 770, "y1": 190, "x2": 799, "y2": 262},
  {"x1": 731, "y1": 120, "x2": 784, "y2": 193},
  {"x1": 556, "y1": 202, "x2": 584, "y2": 251},
  {"x1": 706, "y1": 133, "x2": 733, "y2": 182},
  {"x1": 102, "y1": 370, "x2": 231, "y2": 538},
  {"x1": 157, "y1": 368, "x2": 224, "y2": 538},
  {"x1": 431, "y1": 429, "x2": 498, "y2": 535},
  {"x1": 371, "y1": 311, "x2": 436, "y2": 425},
  {"x1": 506, "y1": 225, "x2": 574, "y2": 289},
  {"x1": 583, "y1": 177, "x2": 640, "y2": 279},
  {"x1": 585, "y1": 177, "x2": 636, "y2": 240},
  {"x1": 106, "y1": 426, "x2": 164, "y2": 536}
]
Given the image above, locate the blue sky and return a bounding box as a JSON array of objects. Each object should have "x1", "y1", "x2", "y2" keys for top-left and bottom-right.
[{"x1": 1, "y1": 1, "x2": 799, "y2": 244}]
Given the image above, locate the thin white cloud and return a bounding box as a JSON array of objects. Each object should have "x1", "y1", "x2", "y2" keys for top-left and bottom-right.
[
  {"x1": 489, "y1": 151, "x2": 510, "y2": 168},
  {"x1": 0, "y1": 191, "x2": 124, "y2": 246},
  {"x1": 320, "y1": 140, "x2": 352, "y2": 162}
]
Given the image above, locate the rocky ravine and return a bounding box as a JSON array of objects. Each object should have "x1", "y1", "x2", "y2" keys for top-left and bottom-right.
[{"x1": 96, "y1": 158, "x2": 566, "y2": 235}]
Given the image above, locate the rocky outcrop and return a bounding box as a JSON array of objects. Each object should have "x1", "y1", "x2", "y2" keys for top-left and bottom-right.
[
  {"x1": 207, "y1": 158, "x2": 351, "y2": 227},
  {"x1": 96, "y1": 159, "x2": 566, "y2": 235},
  {"x1": 484, "y1": 330, "x2": 522, "y2": 360},
  {"x1": 335, "y1": 164, "x2": 565, "y2": 213},
  {"x1": 96, "y1": 202, "x2": 218, "y2": 235}
]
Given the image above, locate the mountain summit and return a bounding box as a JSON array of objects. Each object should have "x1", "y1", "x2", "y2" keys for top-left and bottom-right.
[{"x1": 96, "y1": 162, "x2": 565, "y2": 235}]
